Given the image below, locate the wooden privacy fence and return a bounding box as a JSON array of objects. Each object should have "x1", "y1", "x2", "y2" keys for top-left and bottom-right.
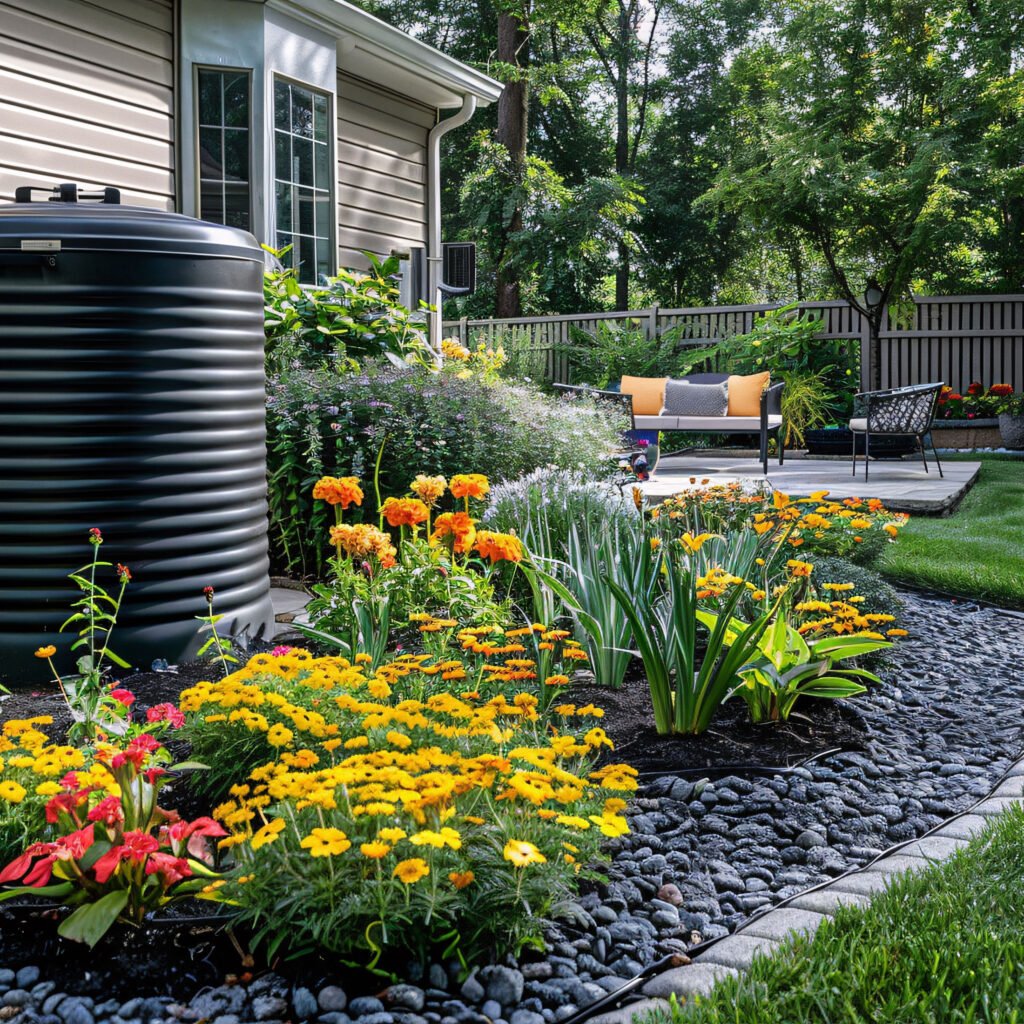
[{"x1": 442, "y1": 294, "x2": 1024, "y2": 394}]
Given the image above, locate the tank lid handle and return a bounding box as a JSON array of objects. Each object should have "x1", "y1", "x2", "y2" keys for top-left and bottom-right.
[{"x1": 14, "y1": 184, "x2": 122, "y2": 205}]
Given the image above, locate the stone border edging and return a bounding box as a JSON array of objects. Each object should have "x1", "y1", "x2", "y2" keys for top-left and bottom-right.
[{"x1": 584, "y1": 762, "x2": 1024, "y2": 1023}]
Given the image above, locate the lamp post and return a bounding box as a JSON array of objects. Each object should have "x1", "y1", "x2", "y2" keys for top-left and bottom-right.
[{"x1": 864, "y1": 281, "x2": 884, "y2": 392}]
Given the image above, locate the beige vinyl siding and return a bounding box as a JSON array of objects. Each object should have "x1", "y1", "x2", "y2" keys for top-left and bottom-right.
[
  {"x1": 337, "y1": 71, "x2": 434, "y2": 270},
  {"x1": 0, "y1": 0, "x2": 175, "y2": 208}
]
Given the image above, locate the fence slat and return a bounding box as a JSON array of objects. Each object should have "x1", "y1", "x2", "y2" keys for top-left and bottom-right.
[{"x1": 441, "y1": 294, "x2": 1024, "y2": 392}]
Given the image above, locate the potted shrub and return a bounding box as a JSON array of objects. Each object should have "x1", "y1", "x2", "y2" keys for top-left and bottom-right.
[{"x1": 993, "y1": 386, "x2": 1024, "y2": 449}]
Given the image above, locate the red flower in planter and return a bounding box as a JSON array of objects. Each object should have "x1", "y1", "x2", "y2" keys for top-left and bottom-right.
[
  {"x1": 144, "y1": 852, "x2": 192, "y2": 885},
  {"x1": 92, "y1": 830, "x2": 161, "y2": 884},
  {"x1": 87, "y1": 795, "x2": 125, "y2": 828},
  {"x1": 967, "y1": 381, "x2": 983, "y2": 395}
]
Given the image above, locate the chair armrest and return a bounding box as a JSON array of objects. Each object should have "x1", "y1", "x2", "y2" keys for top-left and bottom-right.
[{"x1": 761, "y1": 381, "x2": 785, "y2": 420}]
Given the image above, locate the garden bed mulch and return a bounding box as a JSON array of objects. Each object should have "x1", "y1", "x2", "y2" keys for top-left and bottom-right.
[{"x1": 1, "y1": 589, "x2": 1022, "y2": 1024}]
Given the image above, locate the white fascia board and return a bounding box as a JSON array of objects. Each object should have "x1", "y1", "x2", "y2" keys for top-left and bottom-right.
[{"x1": 266, "y1": 0, "x2": 503, "y2": 108}]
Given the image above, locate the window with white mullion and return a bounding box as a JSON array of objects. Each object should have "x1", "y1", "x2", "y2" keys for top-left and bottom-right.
[
  {"x1": 196, "y1": 68, "x2": 251, "y2": 231},
  {"x1": 273, "y1": 77, "x2": 332, "y2": 283}
]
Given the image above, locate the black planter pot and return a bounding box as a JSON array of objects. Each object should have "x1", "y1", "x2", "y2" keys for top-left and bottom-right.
[{"x1": 804, "y1": 428, "x2": 918, "y2": 458}]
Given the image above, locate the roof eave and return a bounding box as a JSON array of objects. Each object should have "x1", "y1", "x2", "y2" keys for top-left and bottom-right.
[{"x1": 267, "y1": 0, "x2": 503, "y2": 108}]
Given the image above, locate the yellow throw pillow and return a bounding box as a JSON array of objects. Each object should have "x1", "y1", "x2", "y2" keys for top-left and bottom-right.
[
  {"x1": 727, "y1": 371, "x2": 771, "y2": 416},
  {"x1": 620, "y1": 376, "x2": 668, "y2": 416}
]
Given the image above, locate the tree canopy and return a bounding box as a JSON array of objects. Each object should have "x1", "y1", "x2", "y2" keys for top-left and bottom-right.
[{"x1": 358, "y1": 0, "x2": 1024, "y2": 317}]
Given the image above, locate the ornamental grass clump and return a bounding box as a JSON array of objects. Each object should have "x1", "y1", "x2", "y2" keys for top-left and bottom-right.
[{"x1": 178, "y1": 645, "x2": 635, "y2": 963}]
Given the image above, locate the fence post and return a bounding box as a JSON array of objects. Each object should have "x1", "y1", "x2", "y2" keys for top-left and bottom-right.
[
  {"x1": 457, "y1": 317, "x2": 468, "y2": 343},
  {"x1": 646, "y1": 305, "x2": 660, "y2": 340},
  {"x1": 859, "y1": 309, "x2": 872, "y2": 393}
]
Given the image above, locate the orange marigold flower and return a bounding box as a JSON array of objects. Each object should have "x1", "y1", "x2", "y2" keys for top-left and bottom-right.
[
  {"x1": 449, "y1": 870, "x2": 475, "y2": 889},
  {"x1": 431, "y1": 511, "x2": 477, "y2": 553},
  {"x1": 410, "y1": 474, "x2": 447, "y2": 505},
  {"x1": 381, "y1": 496, "x2": 430, "y2": 528},
  {"x1": 35, "y1": 645, "x2": 57, "y2": 659},
  {"x1": 449, "y1": 473, "x2": 490, "y2": 500},
  {"x1": 474, "y1": 530, "x2": 524, "y2": 564},
  {"x1": 787, "y1": 559, "x2": 814, "y2": 577},
  {"x1": 313, "y1": 475, "x2": 364, "y2": 509}
]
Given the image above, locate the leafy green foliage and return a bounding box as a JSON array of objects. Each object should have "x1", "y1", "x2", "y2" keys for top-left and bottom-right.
[
  {"x1": 264, "y1": 251, "x2": 431, "y2": 372},
  {"x1": 458, "y1": 133, "x2": 641, "y2": 317},
  {"x1": 566, "y1": 321, "x2": 682, "y2": 387},
  {"x1": 606, "y1": 543, "x2": 781, "y2": 735}
]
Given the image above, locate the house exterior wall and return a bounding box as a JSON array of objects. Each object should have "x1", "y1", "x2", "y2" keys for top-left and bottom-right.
[
  {"x1": 0, "y1": 0, "x2": 176, "y2": 208},
  {"x1": 336, "y1": 71, "x2": 434, "y2": 271}
]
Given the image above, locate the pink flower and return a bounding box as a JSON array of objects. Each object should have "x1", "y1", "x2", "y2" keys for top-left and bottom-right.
[
  {"x1": 146, "y1": 704, "x2": 185, "y2": 729},
  {"x1": 111, "y1": 688, "x2": 135, "y2": 708},
  {"x1": 144, "y1": 767, "x2": 167, "y2": 784},
  {"x1": 271, "y1": 645, "x2": 294, "y2": 657},
  {"x1": 144, "y1": 852, "x2": 192, "y2": 885}
]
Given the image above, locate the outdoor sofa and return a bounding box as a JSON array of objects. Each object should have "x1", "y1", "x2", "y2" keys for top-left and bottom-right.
[{"x1": 556, "y1": 371, "x2": 785, "y2": 475}]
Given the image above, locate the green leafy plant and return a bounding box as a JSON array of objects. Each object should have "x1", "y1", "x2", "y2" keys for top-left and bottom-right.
[
  {"x1": 703, "y1": 603, "x2": 888, "y2": 723},
  {"x1": 195, "y1": 586, "x2": 240, "y2": 679},
  {"x1": 606, "y1": 541, "x2": 782, "y2": 735},
  {"x1": 567, "y1": 320, "x2": 681, "y2": 387},
  {"x1": 532, "y1": 519, "x2": 660, "y2": 690},
  {"x1": 35, "y1": 529, "x2": 133, "y2": 741},
  {"x1": 264, "y1": 250, "x2": 432, "y2": 373}
]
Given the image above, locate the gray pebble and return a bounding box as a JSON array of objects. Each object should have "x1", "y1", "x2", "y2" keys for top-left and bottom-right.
[
  {"x1": 252, "y1": 996, "x2": 288, "y2": 1022},
  {"x1": 346, "y1": 998, "x2": 385, "y2": 1017},
  {"x1": 17, "y1": 968, "x2": 41, "y2": 989},
  {"x1": 318, "y1": 988, "x2": 349, "y2": 1014},
  {"x1": 383, "y1": 987, "x2": 425, "y2": 1014},
  {"x1": 292, "y1": 989, "x2": 319, "y2": 1021}
]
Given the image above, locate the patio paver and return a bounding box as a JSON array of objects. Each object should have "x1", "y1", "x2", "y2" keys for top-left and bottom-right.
[{"x1": 639, "y1": 452, "x2": 979, "y2": 514}]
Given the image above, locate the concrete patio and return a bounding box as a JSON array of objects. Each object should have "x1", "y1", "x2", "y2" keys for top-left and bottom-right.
[{"x1": 639, "y1": 452, "x2": 981, "y2": 513}]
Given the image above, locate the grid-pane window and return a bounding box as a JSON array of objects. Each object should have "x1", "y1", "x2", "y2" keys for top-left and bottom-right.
[
  {"x1": 273, "y1": 78, "x2": 332, "y2": 283},
  {"x1": 196, "y1": 69, "x2": 251, "y2": 230}
]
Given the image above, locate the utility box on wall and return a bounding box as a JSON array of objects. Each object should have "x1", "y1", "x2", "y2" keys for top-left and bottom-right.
[{"x1": 0, "y1": 185, "x2": 274, "y2": 683}]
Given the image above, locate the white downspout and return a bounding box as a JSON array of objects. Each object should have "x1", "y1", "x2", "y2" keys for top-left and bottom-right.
[{"x1": 426, "y1": 94, "x2": 477, "y2": 356}]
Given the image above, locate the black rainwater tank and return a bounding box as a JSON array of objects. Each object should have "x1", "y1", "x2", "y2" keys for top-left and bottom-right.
[{"x1": 0, "y1": 185, "x2": 274, "y2": 684}]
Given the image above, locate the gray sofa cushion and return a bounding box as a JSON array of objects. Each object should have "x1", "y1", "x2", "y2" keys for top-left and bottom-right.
[{"x1": 661, "y1": 379, "x2": 728, "y2": 417}]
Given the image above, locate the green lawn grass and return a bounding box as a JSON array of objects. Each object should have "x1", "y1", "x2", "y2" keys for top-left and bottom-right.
[
  {"x1": 652, "y1": 806, "x2": 1024, "y2": 1023},
  {"x1": 877, "y1": 456, "x2": 1024, "y2": 607}
]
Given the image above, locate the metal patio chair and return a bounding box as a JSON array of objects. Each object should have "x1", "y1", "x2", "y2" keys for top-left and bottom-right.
[{"x1": 849, "y1": 382, "x2": 945, "y2": 480}]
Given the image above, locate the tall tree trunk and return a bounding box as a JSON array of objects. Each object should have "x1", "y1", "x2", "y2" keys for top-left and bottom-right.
[
  {"x1": 495, "y1": 10, "x2": 530, "y2": 319},
  {"x1": 613, "y1": 5, "x2": 630, "y2": 310}
]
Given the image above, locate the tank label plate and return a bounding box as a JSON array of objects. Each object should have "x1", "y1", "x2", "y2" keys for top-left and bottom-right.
[{"x1": 21, "y1": 240, "x2": 61, "y2": 251}]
